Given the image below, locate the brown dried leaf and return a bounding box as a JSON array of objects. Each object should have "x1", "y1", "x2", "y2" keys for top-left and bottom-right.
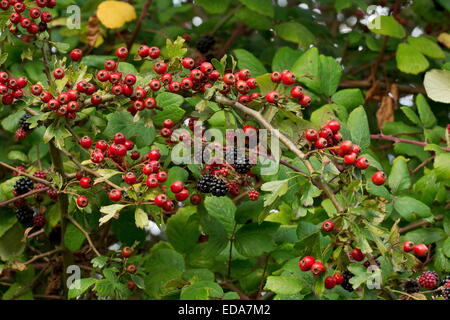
[
  {"x1": 376, "y1": 95, "x2": 395, "y2": 130},
  {"x1": 437, "y1": 32, "x2": 450, "y2": 49}
]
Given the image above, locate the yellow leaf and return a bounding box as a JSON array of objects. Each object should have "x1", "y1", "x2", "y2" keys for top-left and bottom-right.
[
  {"x1": 96, "y1": 1, "x2": 137, "y2": 29},
  {"x1": 437, "y1": 32, "x2": 450, "y2": 49}
]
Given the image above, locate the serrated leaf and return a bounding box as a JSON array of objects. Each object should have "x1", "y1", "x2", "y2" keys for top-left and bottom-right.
[
  {"x1": 135, "y1": 208, "x2": 149, "y2": 229},
  {"x1": 261, "y1": 179, "x2": 289, "y2": 207},
  {"x1": 396, "y1": 43, "x2": 429, "y2": 75},
  {"x1": 368, "y1": 15, "x2": 406, "y2": 38},
  {"x1": 388, "y1": 156, "x2": 411, "y2": 194},
  {"x1": 423, "y1": 69, "x2": 450, "y2": 104},
  {"x1": 264, "y1": 276, "x2": 302, "y2": 295},
  {"x1": 68, "y1": 278, "x2": 97, "y2": 299},
  {"x1": 347, "y1": 106, "x2": 370, "y2": 151},
  {"x1": 204, "y1": 196, "x2": 236, "y2": 235},
  {"x1": 233, "y1": 49, "x2": 267, "y2": 77},
  {"x1": 99, "y1": 204, "x2": 128, "y2": 225},
  {"x1": 274, "y1": 22, "x2": 315, "y2": 50}
]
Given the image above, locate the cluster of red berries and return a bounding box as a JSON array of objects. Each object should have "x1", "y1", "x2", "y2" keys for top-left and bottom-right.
[
  {"x1": 0, "y1": 72, "x2": 27, "y2": 105},
  {"x1": 263, "y1": 70, "x2": 311, "y2": 106},
  {"x1": 216, "y1": 68, "x2": 259, "y2": 105},
  {"x1": 403, "y1": 241, "x2": 428, "y2": 257},
  {"x1": 120, "y1": 246, "x2": 138, "y2": 290},
  {"x1": 305, "y1": 120, "x2": 387, "y2": 186},
  {"x1": 3, "y1": 0, "x2": 54, "y2": 37}
]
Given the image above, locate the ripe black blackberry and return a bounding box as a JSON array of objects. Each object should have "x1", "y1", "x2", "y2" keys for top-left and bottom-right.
[
  {"x1": 227, "y1": 147, "x2": 252, "y2": 174},
  {"x1": 19, "y1": 113, "x2": 32, "y2": 131},
  {"x1": 442, "y1": 287, "x2": 450, "y2": 300},
  {"x1": 440, "y1": 275, "x2": 450, "y2": 286},
  {"x1": 341, "y1": 270, "x2": 354, "y2": 292},
  {"x1": 16, "y1": 206, "x2": 34, "y2": 227},
  {"x1": 404, "y1": 280, "x2": 420, "y2": 293},
  {"x1": 14, "y1": 177, "x2": 34, "y2": 195},
  {"x1": 196, "y1": 35, "x2": 215, "y2": 53},
  {"x1": 197, "y1": 174, "x2": 228, "y2": 196},
  {"x1": 38, "y1": 22, "x2": 47, "y2": 32}
]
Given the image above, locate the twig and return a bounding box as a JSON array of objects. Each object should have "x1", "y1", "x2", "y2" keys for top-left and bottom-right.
[
  {"x1": 339, "y1": 80, "x2": 426, "y2": 94},
  {"x1": 127, "y1": 0, "x2": 152, "y2": 50},
  {"x1": 11, "y1": 266, "x2": 48, "y2": 300},
  {"x1": 256, "y1": 255, "x2": 269, "y2": 300},
  {"x1": 399, "y1": 215, "x2": 443, "y2": 233},
  {"x1": 410, "y1": 155, "x2": 435, "y2": 175},
  {"x1": 219, "y1": 281, "x2": 250, "y2": 300},
  {"x1": 66, "y1": 215, "x2": 101, "y2": 257},
  {"x1": 371, "y1": 133, "x2": 450, "y2": 152},
  {"x1": 0, "y1": 161, "x2": 54, "y2": 187},
  {"x1": 24, "y1": 248, "x2": 62, "y2": 266},
  {"x1": 41, "y1": 46, "x2": 52, "y2": 85},
  {"x1": 0, "y1": 187, "x2": 49, "y2": 207}
]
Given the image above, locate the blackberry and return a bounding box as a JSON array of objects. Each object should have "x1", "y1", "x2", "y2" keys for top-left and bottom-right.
[
  {"x1": 418, "y1": 271, "x2": 439, "y2": 289},
  {"x1": 33, "y1": 213, "x2": 46, "y2": 228},
  {"x1": 16, "y1": 206, "x2": 34, "y2": 227},
  {"x1": 197, "y1": 174, "x2": 228, "y2": 196},
  {"x1": 19, "y1": 113, "x2": 32, "y2": 131},
  {"x1": 440, "y1": 275, "x2": 450, "y2": 287},
  {"x1": 14, "y1": 177, "x2": 34, "y2": 195},
  {"x1": 442, "y1": 287, "x2": 450, "y2": 300},
  {"x1": 33, "y1": 170, "x2": 47, "y2": 180},
  {"x1": 196, "y1": 35, "x2": 215, "y2": 53},
  {"x1": 227, "y1": 147, "x2": 252, "y2": 174},
  {"x1": 404, "y1": 280, "x2": 420, "y2": 293},
  {"x1": 341, "y1": 270, "x2": 354, "y2": 292},
  {"x1": 38, "y1": 22, "x2": 47, "y2": 32}
]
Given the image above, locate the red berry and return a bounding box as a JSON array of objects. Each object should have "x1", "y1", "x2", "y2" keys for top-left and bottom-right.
[
  {"x1": 114, "y1": 132, "x2": 126, "y2": 145},
  {"x1": 16, "y1": 77, "x2": 28, "y2": 89},
  {"x1": 149, "y1": 79, "x2": 161, "y2": 91},
  {"x1": 121, "y1": 246, "x2": 133, "y2": 258},
  {"x1": 305, "y1": 129, "x2": 318, "y2": 142},
  {"x1": 248, "y1": 190, "x2": 259, "y2": 201},
  {"x1": 371, "y1": 171, "x2": 386, "y2": 186},
  {"x1": 418, "y1": 271, "x2": 439, "y2": 289},
  {"x1": 299, "y1": 256, "x2": 315, "y2": 271},
  {"x1": 237, "y1": 69, "x2": 251, "y2": 80},
  {"x1": 160, "y1": 127, "x2": 172, "y2": 138},
  {"x1": 163, "y1": 119, "x2": 174, "y2": 129},
  {"x1": 33, "y1": 213, "x2": 46, "y2": 228},
  {"x1": 265, "y1": 91, "x2": 279, "y2": 103},
  {"x1": 351, "y1": 144, "x2": 361, "y2": 155},
  {"x1": 199, "y1": 62, "x2": 213, "y2": 74},
  {"x1": 124, "y1": 172, "x2": 137, "y2": 185},
  {"x1": 53, "y1": 68, "x2": 64, "y2": 79},
  {"x1": 104, "y1": 59, "x2": 117, "y2": 71},
  {"x1": 235, "y1": 80, "x2": 249, "y2": 94},
  {"x1": 153, "y1": 62, "x2": 167, "y2": 74},
  {"x1": 130, "y1": 150, "x2": 140, "y2": 161},
  {"x1": 95, "y1": 140, "x2": 108, "y2": 151},
  {"x1": 290, "y1": 86, "x2": 304, "y2": 99},
  {"x1": 299, "y1": 94, "x2": 311, "y2": 106},
  {"x1": 270, "y1": 71, "x2": 281, "y2": 83},
  {"x1": 413, "y1": 243, "x2": 428, "y2": 257},
  {"x1": 321, "y1": 220, "x2": 334, "y2": 232},
  {"x1": 31, "y1": 84, "x2": 43, "y2": 95},
  {"x1": 79, "y1": 177, "x2": 91, "y2": 189},
  {"x1": 127, "y1": 280, "x2": 137, "y2": 290},
  {"x1": 109, "y1": 189, "x2": 122, "y2": 202},
  {"x1": 127, "y1": 264, "x2": 137, "y2": 274},
  {"x1": 315, "y1": 137, "x2": 328, "y2": 149},
  {"x1": 124, "y1": 74, "x2": 136, "y2": 86},
  {"x1": 116, "y1": 46, "x2": 129, "y2": 59},
  {"x1": 182, "y1": 57, "x2": 195, "y2": 69},
  {"x1": 137, "y1": 45, "x2": 149, "y2": 57},
  {"x1": 170, "y1": 181, "x2": 184, "y2": 193},
  {"x1": 311, "y1": 261, "x2": 325, "y2": 275},
  {"x1": 148, "y1": 46, "x2": 160, "y2": 59},
  {"x1": 124, "y1": 139, "x2": 134, "y2": 150},
  {"x1": 162, "y1": 200, "x2": 174, "y2": 212},
  {"x1": 148, "y1": 149, "x2": 161, "y2": 161},
  {"x1": 281, "y1": 71, "x2": 296, "y2": 85},
  {"x1": 338, "y1": 140, "x2": 353, "y2": 156},
  {"x1": 403, "y1": 241, "x2": 415, "y2": 252},
  {"x1": 355, "y1": 157, "x2": 369, "y2": 170},
  {"x1": 344, "y1": 153, "x2": 357, "y2": 165},
  {"x1": 190, "y1": 69, "x2": 203, "y2": 82},
  {"x1": 154, "y1": 194, "x2": 167, "y2": 207},
  {"x1": 181, "y1": 77, "x2": 193, "y2": 90},
  {"x1": 209, "y1": 70, "x2": 220, "y2": 82},
  {"x1": 70, "y1": 48, "x2": 83, "y2": 61},
  {"x1": 144, "y1": 97, "x2": 157, "y2": 109},
  {"x1": 351, "y1": 248, "x2": 365, "y2": 261},
  {"x1": 246, "y1": 77, "x2": 257, "y2": 89},
  {"x1": 324, "y1": 276, "x2": 336, "y2": 289},
  {"x1": 190, "y1": 194, "x2": 202, "y2": 205},
  {"x1": 319, "y1": 127, "x2": 333, "y2": 139},
  {"x1": 326, "y1": 120, "x2": 340, "y2": 133},
  {"x1": 91, "y1": 151, "x2": 104, "y2": 164},
  {"x1": 156, "y1": 171, "x2": 167, "y2": 182},
  {"x1": 41, "y1": 11, "x2": 52, "y2": 23},
  {"x1": 333, "y1": 272, "x2": 344, "y2": 285},
  {"x1": 174, "y1": 188, "x2": 189, "y2": 201},
  {"x1": 79, "y1": 136, "x2": 92, "y2": 149},
  {"x1": 96, "y1": 70, "x2": 110, "y2": 82},
  {"x1": 238, "y1": 95, "x2": 250, "y2": 105},
  {"x1": 76, "y1": 195, "x2": 88, "y2": 207},
  {"x1": 223, "y1": 73, "x2": 235, "y2": 85}
]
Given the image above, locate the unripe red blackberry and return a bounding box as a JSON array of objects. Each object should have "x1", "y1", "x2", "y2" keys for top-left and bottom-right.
[
  {"x1": 418, "y1": 271, "x2": 439, "y2": 289},
  {"x1": 33, "y1": 213, "x2": 46, "y2": 228}
]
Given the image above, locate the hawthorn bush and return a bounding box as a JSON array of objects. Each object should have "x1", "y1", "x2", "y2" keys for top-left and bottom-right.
[{"x1": 0, "y1": 0, "x2": 449, "y2": 301}]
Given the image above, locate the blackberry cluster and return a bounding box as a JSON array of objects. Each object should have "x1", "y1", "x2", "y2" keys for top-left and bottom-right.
[
  {"x1": 341, "y1": 271, "x2": 354, "y2": 292},
  {"x1": 404, "y1": 280, "x2": 420, "y2": 293},
  {"x1": 440, "y1": 275, "x2": 450, "y2": 286},
  {"x1": 19, "y1": 113, "x2": 32, "y2": 131},
  {"x1": 14, "y1": 177, "x2": 34, "y2": 195},
  {"x1": 227, "y1": 148, "x2": 252, "y2": 174},
  {"x1": 16, "y1": 206, "x2": 34, "y2": 227},
  {"x1": 196, "y1": 35, "x2": 215, "y2": 53},
  {"x1": 197, "y1": 174, "x2": 228, "y2": 197},
  {"x1": 442, "y1": 288, "x2": 450, "y2": 300}
]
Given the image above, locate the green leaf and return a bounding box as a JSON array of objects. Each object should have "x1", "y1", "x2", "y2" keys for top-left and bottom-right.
[
  {"x1": 400, "y1": 107, "x2": 421, "y2": 125},
  {"x1": 118, "y1": 62, "x2": 137, "y2": 75},
  {"x1": 1, "y1": 111, "x2": 25, "y2": 132},
  {"x1": 434, "y1": 153, "x2": 450, "y2": 180},
  {"x1": 368, "y1": 15, "x2": 406, "y2": 38},
  {"x1": 99, "y1": 204, "x2": 129, "y2": 225},
  {"x1": 423, "y1": 69, "x2": 450, "y2": 104},
  {"x1": 261, "y1": 179, "x2": 289, "y2": 207},
  {"x1": 0, "y1": 224, "x2": 25, "y2": 261},
  {"x1": 335, "y1": 0, "x2": 352, "y2": 11},
  {"x1": 154, "y1": 92, "x2": 185, "y2": 126},
  {"x1": 7, "y1": 150, "x2": 27, "y2": 162},
  {"x1": 204, "y1": 196, "x2": 236, "y2": 234},
  {"x1": 255, "y1": 73, "x2": 276, "y2": 95},
  {"x1": 239, "y1": 0, "x2": 273, "y2": 17},
  {"x1": 68, "y1": 278, "x2": 97, "y2": 299},
  {"x1": 331, "y1": 89, "x2": 364, "y2": 110},
  {"x1": 64, "y1": 221, "x2": 86, "y2": 251},
  {"x1": 319, "y1": 55, "x2": 343, "y2": 97},
  {"x1": 234, "y1": 222, "x2": 278, "y2": 257},
  {"x1": 51, "y1": 41, "x2": 70, "y2": 53},
  {"x1": 104, "y1": 111, "x2": 155, "y2": 148},
  {"x1": 180, "y1": 281, "x2": 223, "y2": 300},
  {"x1": 264, "y1": 276, "x2": 302, "y2": 295},
  {"x1": 273, "y1": 22, "x2": 315, "y2": 50},
  {"x1": 296, "y1": 221, "x2": 320, "y2": 242},
  {"x1": 292, "y1": 48, "x2": 321, "y2": 93},
  {"x1": 415, "y1": 94, "x2": 436, "y2": 128},
  {"x1": 233, "y1": 49, "x2": 267, "y2": 77},
  {"x1": 272, "y1": 47, "x2": 303, "y2": 72},
  {"x1": 235, "y1": 8, "x2": 272, "y2": 30},
  {"x1": 388, "y1": 156, "x2": 411, "y2": 194},
  {"x1": 166, "y1": 36, "x2": 187, "y2": 59},
  {"x1": 407, "y1": 36, "x2": 445, "y2": 59},
  {"x1": 166, "y1": 207, "x2": 200, "y2": 253},
  {"x1": 195, "y1": 0, "x2": 231, "y2": 14},
  {"x1": 348, "y1": 264, "x2": 371, "y2": 289},
  {"x1": 0, "y1": 211, "x2": 17, "y2": 238},
  {"x1": 394, "y1": 196, "x2": 432, "y2": 221},
  {"x1": 347, "y1": 106, "x2": 371, "y2": 151},
  {"x1": 134, "y1": 208, "x2": 149, "y2": 229},
  {"x1": 396, "y1": 43, "x2": 429, "y2": 75},
  {"x1": 403, "y1": 228, "x2": 445, "y2": 245}
]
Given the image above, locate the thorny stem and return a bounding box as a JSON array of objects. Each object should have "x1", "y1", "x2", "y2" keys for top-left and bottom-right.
[
  {"x1": 0, "y1": 161, "x2": 54, "y2": 187},
  {"x1": 127, "y1": 0, "x2": 152, "y2": 50},
  {"x1": 371, "y1": 133, "x2": 450, "y2": 152},
  {"x1": 66, "y1": 215, "x2": 101, "y2": 257},
  {"x1": 0, "y1": 187, "x2": 49, "y2": 207}
]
